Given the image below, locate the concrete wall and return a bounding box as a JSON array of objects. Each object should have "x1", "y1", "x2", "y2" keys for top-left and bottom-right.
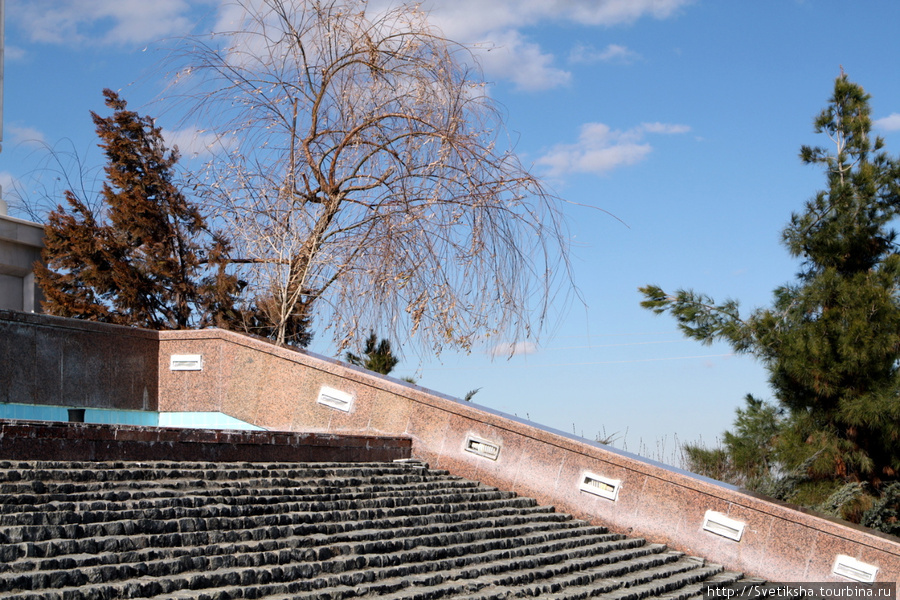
[
  {"x1": 2, "y1": 311, "x2": 898, "y2": 583},
  {"x1": 0, "y1": 214, "x2": 44, "y2": 312}
]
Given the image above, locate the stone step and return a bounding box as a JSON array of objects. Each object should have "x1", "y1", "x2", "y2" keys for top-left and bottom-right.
[
  {"x1": 315, "y1": 541, "x2": 670, "y2": 600},
  {"x1": 653, "y1": 571, "x2": 761, "y2": 600},
  {"x1": 0, "y1": 505, "x2": 579, "y2": 567},
  {"x1": 593, "y1": 563, "x2": 729, "y2": 600},
  {"x1": 0, "y1": 471, "x2": 474, "y2": 497},
  {"x1": 0, "y1": 461, "x2": 449, "y2": 484},
  {"x1": 0, "y1": 485, "x2": 524, "y2": 527},
  {"x1": 0, "y1": 500, "x2": 624, "y2": 593},
  {"x1": 0, "y1": 479, "x2": 490, "y2": 515},
  {"x1": 0, "y1": 517, "x2": 613, "y2": 578},
  {"x1": 0, "y1": 460, "x2": 753, "y2": 599},
  {"x1": 0, "y1": 500, "x2": 586, "y2": 570},
  {"x1": 5, "y1": 534, "x2": 661, "y2": 599},
  {"x1": 0, "y1": 495, "x2": 557, "y2": 547}
]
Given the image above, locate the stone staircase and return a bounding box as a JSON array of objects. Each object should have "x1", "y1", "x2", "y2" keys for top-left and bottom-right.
[{"x1": 0, "y1": 460, "x2": 759, "y2": 599}]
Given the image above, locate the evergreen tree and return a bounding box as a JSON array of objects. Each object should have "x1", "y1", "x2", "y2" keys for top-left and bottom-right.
[
  {"x1": 36, "y1": 89, "x2": 244, "y2": 331},
  {"x1": 682, "y1": 395, "x2": 784, "y2": 489},
  {"x1": 641, "y1": 74, "x2": 900, "y2": 508},
  {"x1": 345, "y1": 332, "x2": 400, "y2": 376}
]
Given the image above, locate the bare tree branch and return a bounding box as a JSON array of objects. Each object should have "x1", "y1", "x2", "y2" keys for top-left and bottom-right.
[{"x1": 165, "y1": 0, "x2": 574, "y2": 354}]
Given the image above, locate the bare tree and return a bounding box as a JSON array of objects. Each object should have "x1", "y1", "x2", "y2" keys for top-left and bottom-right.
[{"x1": 168, "y1": 0, "x2": 572, "y2": 353}]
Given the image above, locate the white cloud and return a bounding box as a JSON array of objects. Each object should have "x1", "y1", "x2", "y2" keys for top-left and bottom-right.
[
  {"x1": 422, "y1": 0, "x2": 693, "y2": 40},
  {"x1": 640, "y1": 122, "x2": 691, "y2": 135},
  {"x1": 163, "y1": 127, "x2": 225, "y2": 160},
  {"x1": 0, "y1": 172, "x2": 19, "y2": 193},
  {"x1": 874, "y1": 113, "x2": 900, "y2": 132},
  {"x1": 4, "y1": 46, "x2": 26, "y2": 61},
  {"x1": 0, "y1": 172, "x2": 25, "y2": 210},
  {"x1": 13, "y1": 0, "x2": 691, "y2": 87},
  {"x1": 537, "y1": 121, "x2": 691, "y2": 176},
  {"x1": 5, "y1": 125, "x2": 47, "y2": 147},
  {"x1": 417, "y1": 0, "x2": 693, "y2": 91},
  {"x1": 11, "y1": 0, "x2": 205, "y2": 46},
  {"x1": 489, "y1": 340, "x2": 539, "y2": 358},
  {"x1": 475, "y1": 31, "x2": 570, "y2": 91},
  {"x1": 569, "y1": 43, "x2": 641, "y2": 65}
]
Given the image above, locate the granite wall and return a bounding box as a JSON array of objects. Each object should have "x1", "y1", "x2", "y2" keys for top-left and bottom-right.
[
  {"x1": 2, "y1": 312, "x2": 898, "y2": 583},
  {"x1": 0, "y1": 310, "x2": 158, "y2": 410},
  {"x1": 0, "y1": 419, "x2": 411, "y2": 462},
  {"x1": 156, "y1": 327, "x2": 900, "y2": 584}
]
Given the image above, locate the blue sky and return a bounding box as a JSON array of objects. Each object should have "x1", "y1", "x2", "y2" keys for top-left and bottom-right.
[{"x1": 4, "y1": 1, "x2": 900, "y2": 462}]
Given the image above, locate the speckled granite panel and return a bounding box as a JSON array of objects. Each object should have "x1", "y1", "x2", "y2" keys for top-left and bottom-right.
[
  {"x1": 324, "y1": 380, "x2": 376, "y2": 433},
  {"x1": 508, "y1": 438, "x2": 570, "y2": 503},
  {"x1": 631, "y1": 475, "x2": 731, "y2": 551},
  {"x1": 723, "y1": 502, "x2": 817, "y2": 581},
  {"x1": 367, "y1": 387, "x2": 415, "y2": 435},
  {"x1": 466, "y1": 422, "x2": 530, "y2": 489},
  {"x1": 404, "y1": 403, "x2": 461, "y2": 472}
]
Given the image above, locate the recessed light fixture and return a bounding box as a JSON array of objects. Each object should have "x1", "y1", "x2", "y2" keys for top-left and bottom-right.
[
  {"x1": 464, "y1": 435, "x2": 500, "y2": 460},
  {"x1": 317, "y1": 386, "x2": 353, "y2": 412},
  {"x1": 169, "y1": 354, "x2": 203, "y2": 371},
  {"x1": 702, "y1": 510, "x2": 745, "y2": 542},
  {"x1": 579, "y1": 472, "x2": 621, "y2": 501},
  {"x1": 832, "y1": 555, "x2": 878, "y2": 584}
]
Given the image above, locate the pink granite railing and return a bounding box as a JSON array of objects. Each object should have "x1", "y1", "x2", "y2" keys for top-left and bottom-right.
[
  {"x1": 156, "y1": 327, "x2": 900, "y2": 583},
  {"x1": 2, "y1": 310, "x2": 898, "y2": 583}
]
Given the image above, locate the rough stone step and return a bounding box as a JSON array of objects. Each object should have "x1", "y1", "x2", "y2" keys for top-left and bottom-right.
[
  {"x1": 0, "y1": 536, "x2": 652, "y2": 600},
  {"x1": 0, "y1": 504, "x2": 592, "y2": 558},
  {"x1": 0, "y1": 459, "x2": 440, "y2": 472},
  {"x1": 0, "y1": 505, "x2": 578, "y2": 568},
  {"x1": 0, "y1": 515, "x2": 612, "y2": 576},
  {"x1": 451, "y1": 551, "x2": 687, "y2": 599},
  {"x1": 0, "y1": 514, "x2": 637, "y2": 595},
  {"x1": 40, "y1": 536, "x2": 660, "y2": 600},
  {"x1": 438, "y1": 541, "x2": 672, "y2": 595},
  {"x1": 0, "y1": 472, "x2": 468, "y2": 498},
  {"x1": 546, "y1": 554, "x2": 708, "y2": 599},
  {"x1": 0, "y1": 502, "x2": 581, "y2": 568},
  {"x1": 0, "y1": 508, "x2": 608, "y2": 571},
  {"x1": 0, "y1": 493, "x2": 554, "y2": 545},
  {"x1": 0, "y1": 460, "x2": 746, "y2": 599},
  {"x1": 0, "y1": 524, "x2": 630, "y2": 592},
  {"x1": 0, "y1": 462, "x2": 449, "y2": 484},
  {"x1": 0, "y1": 494, "x2": 540, "y2": 541},
  {"x1": 0, "y1": 473, "x2": 424, "y2": 495},
  {"x1": 653, "y1": 571, "x2": 759, "y2": 600},
  {"x1": 311, "y1": 542, "x2": 669, "y2": 600},
  {"x1": 0, "y1": 477, "x2": 489, "y2": 512},
  {"x1": 593, "y1": 562, "x2": 727, "y2": 600},
  {"x1": 0, "y1": 486, "x2": 523, "y2": 527},
  {"x1": 0, "y1": 482, "x2": 486, "y2": 514}
]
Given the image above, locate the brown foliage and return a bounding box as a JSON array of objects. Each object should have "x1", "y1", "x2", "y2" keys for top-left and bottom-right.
[{"x1": 35, "y1": 89, "x2": 245, "y2": 332}]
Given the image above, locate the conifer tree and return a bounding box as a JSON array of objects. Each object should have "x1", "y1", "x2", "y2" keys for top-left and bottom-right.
[
  {"x1": 345, "y1": 332, "x2": 400, "y2": 376},
  {"x1": 641, "y1": 74, "x2": 900, "y2": 505},
  {"x1": 36, "y1": 89, "x2": 244, "y2": 331}
]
